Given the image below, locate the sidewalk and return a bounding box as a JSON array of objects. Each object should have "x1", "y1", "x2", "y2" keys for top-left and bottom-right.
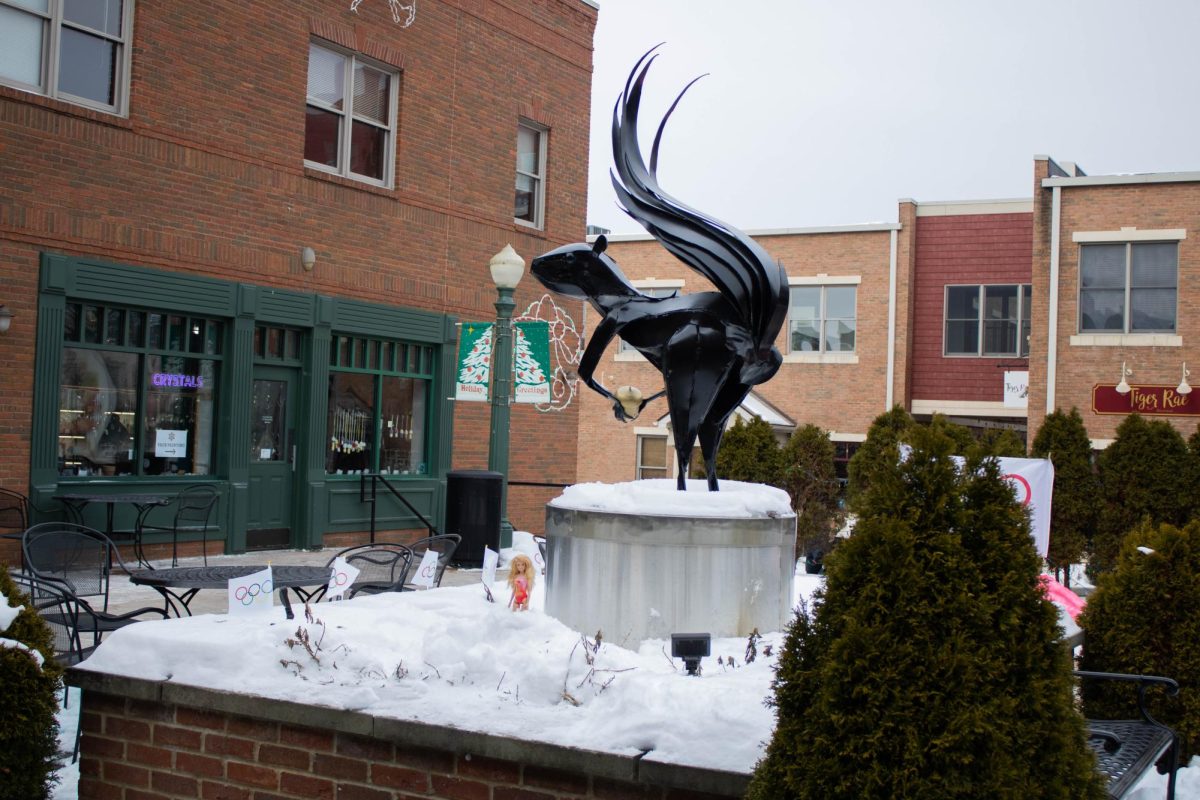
[{"x1": 106, "y1": 547, "x2": 485, "y2": 617}]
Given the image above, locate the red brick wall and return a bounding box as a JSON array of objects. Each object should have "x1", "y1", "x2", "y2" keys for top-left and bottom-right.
[
  {"x1": 909, "y1": 212, "x2": 1033, "y2": 403},
  {"x1": 77, "y1": 690, "x2": 741, "y2": 799},
  {"x1": 0, "y1": 0, "x2": 595, "y2": 524},
  {"x1": 1030, "y1": 176, "x2": 1200, "y2": 443}
]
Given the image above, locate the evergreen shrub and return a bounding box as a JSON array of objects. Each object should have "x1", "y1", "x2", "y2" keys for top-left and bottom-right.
[
  {"x1": 0, "y1": 567, "x2": 62, "y2": 800},
  {"x1": 1079, "y1": 520, "x2": 1200, "y2": 759},
  {"x1": 780, "y1": 424, "x2": 844, "y2": 561},
  {"x1": 747, "y1": 425, "x2": 1104, "y2": 800},
  {"x1": 1095, "y1": 414, "x2": 1194, "y2": 573},
  {"x1": 1030, "y1": 408, "x2": 1099, "y2": 581},
  {"x1": 715, "y1": 415, "x2": 785, "y2": 487},
  {"x1": 846, "y1": 405, "x2": 913, "y2": 511}
]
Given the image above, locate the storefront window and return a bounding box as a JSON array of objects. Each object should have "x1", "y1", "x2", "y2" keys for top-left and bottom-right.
[
  {"x1": 142, "y1": 356, "x2": 219, "y2": 476},
  {"x1": 59, "y1": 348, "x2": 139, "y2": 476},
  {"x1": 327, "y1": 372, "x2": 375, "y2": 474},
  {"x1": 325, "y1": 335, "x2": 433, "y2": 477},
  {"x1": 57, "y1": 303, "x2": 223, "y2": 478},
  {"x1": 379, "y1": 376, "x2": 426, "y2": 475}
]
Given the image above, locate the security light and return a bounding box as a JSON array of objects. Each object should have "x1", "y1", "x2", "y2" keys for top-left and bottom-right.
[{"x1": 671, "y1": 633, "x2": 711, "y2": 676}]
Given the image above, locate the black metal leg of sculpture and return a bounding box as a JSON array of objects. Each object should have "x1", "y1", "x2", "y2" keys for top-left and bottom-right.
[
  {"x1": 697, "y1": 380, "x2": 751, "y2": 491},
  {"x1": 664, "y1": 323, "x2": 732, "y2": 490}
]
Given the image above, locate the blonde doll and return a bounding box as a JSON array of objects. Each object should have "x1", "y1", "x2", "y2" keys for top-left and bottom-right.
[{"x1": 507, "y1": 554, "x2": 535, "y2": 611}]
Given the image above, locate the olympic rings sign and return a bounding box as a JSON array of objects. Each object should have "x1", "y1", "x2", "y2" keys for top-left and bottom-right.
[{"x1": 233, "y1": 579, "x2": 274, "y2": 605}]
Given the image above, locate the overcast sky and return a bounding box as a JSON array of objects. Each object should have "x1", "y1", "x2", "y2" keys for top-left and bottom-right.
[{"x1": 584, "y1": 0, "x2": 1200, "y2": 233}]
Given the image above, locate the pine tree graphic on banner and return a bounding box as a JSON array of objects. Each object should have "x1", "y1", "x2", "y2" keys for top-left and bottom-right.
[
  {"x1": 458, "y1": 326, "x2": 493, "y2": 388},
  {"x1": 514, "y1": 326, "x2": 548, "y2": 386}
]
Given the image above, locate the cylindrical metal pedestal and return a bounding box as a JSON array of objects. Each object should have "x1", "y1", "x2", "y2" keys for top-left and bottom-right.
[{"x1": 544, "y1": 503, "x2": 796, "y2": 645}]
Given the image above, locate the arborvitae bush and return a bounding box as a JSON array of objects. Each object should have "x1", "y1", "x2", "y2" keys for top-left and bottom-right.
[
  {"x1": 1095, "y1": 414, "x2": 1194, "y2": 573},
  {"x1": 1079, "y1": 520, "x2": 1200, "y2": 759},
  {"x1": 747, "y1": 425, "x2": 1104, "y2": 800},
  {"x1": 1031, "y1": 408, "x2": 1099, "y2": 583},
  {"x1": 0, "y1": 566, "x2": 62, "y2": 800},
  {"x1": 968, "y1": 427, "x2": 1027, "y2": 459},
  {"x1": 846, "y1": 405, "x2": 913, "y2": 511},
  {"x1": 780, "y1": 424, "x2": 844, "y2": 559},
  {"x1": 715, "y1": 415, "x2": 784, "y2": 487}
]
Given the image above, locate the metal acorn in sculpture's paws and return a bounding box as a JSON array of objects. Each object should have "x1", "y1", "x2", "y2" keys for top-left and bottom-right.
[{"x1": 616, "y1": 385, "x2": 644, "y2": 420}]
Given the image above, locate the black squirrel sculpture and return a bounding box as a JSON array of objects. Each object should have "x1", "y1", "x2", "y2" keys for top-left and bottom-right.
[{"x1": 532, "y1": 48, "x2": 789, "y2": 491}]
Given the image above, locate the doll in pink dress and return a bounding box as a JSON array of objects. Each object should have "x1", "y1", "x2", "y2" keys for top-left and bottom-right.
[{"x1": 507, "y1": 554, "x2": 535, "y2": 611}]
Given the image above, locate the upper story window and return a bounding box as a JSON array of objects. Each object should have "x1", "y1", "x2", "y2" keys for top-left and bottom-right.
[
  {"x1": 0, "y1": 0, "x2": 133, "y2": 115},
  {"x1": 944, "y1": 284, "x2": 1032, "y2": 357},
  {"x1": 790, "y1": 284, "x2": 856, "y2": 353},
  {"x1": 304, "y1": 41, "x2": 397, "y2": 187},
  {"x1": 515, "y1": 120, "x2": 547, "y2": 228},
  {"x1": 1079, "y1": 242, "x2": 1177, "y2": 334}
]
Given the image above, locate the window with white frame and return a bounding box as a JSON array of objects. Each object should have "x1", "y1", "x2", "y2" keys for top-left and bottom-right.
[
  {"x1": 0, "y1": 0, "x2": 133, "y2": 114},
  {"x1": 304, "y1": 41, "x2": 397, "y2": 186},
  {"x1": 944, "y1": 284, "x2": 1032, "y2": 357},
  {"x1": 789, "y1": 285, "x2": 856, "y2": 353},
  {"x1": 636, "y1": 434, "x2": 669, "y2": 480},
  {"x1": 1079, "y1": 242, "x2": 1178, "y2": 334},
  {"x1": 515, "y1": 121, "x2": 547, "y2": 227}
]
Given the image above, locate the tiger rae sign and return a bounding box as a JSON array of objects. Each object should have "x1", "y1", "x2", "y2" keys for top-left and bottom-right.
[{"x1": 1092, "y1": 384, "x2": 1200, "y2": 416}]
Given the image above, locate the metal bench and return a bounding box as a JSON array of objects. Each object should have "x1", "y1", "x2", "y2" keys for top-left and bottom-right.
[{"x1": 1076, "y1": 671, "x2": 1180, "y2": 800}]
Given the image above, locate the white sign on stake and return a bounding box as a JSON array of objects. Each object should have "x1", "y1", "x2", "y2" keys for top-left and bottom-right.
[
  {"x1": 326, "y1": 557, "x2": 360, "y2": 600},
  {"x1": 411, "y1": 549, "x2": 439, "y2": 589},
  {"x1": 482, "y1": 547, "x2": 499, "y2": 587},
  {"x1": 228, "y1": 566, "x2": 274, "y2": 615}
]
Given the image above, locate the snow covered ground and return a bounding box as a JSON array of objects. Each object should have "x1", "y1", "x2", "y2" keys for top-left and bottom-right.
[{"x1": 32, "y1": 536, "x2": 1200, "y2": 798}]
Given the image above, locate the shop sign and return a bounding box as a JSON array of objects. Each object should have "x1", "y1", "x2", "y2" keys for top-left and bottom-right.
[
  {"x1": 1003, "y1": 371, "x2": 1029, "y2": 409},
  {"x1": 152, "y1": 372, "x2": 205, "y2": 389},
  {"x1": 1092, "y1": 384, "x2": 1200, "y2": 416},
  {"x1": 155, "y1": 429, "x2": 188, "y2": 457}
]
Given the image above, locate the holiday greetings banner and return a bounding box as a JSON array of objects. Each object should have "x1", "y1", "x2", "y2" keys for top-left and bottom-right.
[
  {"x1": 513, "y1": 321, "x2": 551, "y2": 404},
  {"x1": 454, "y1": 321, "x2": 551, "y2": 403},
  {"x1": 455, "y1": 322, "x2": 493, "y2": 401}
]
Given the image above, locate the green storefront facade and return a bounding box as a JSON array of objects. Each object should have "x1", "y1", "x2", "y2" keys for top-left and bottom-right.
[{"x1": 31, "y1": 253, "x2": 459, "y2": 553}]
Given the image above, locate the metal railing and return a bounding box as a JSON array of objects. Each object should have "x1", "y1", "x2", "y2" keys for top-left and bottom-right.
[{"x1": 358, "y1": 474, "x2": 439, "y2": 544}]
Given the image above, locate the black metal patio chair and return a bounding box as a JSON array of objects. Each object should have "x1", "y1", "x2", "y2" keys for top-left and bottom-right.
[
  {"x1": 323, "y1": 542, "x2": 415, "y2": 599},
  {"x1": 402, "y1": 534, "x2": 461, "y2": 591},
  {"x1": 136, "y1": 485, "x2": 219, "y2": 567},
  {"x1": 22, "y1": 523, "x2": 166, "y2": 628}
]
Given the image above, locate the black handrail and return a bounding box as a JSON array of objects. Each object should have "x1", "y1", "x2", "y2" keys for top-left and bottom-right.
[
  {"x1": 359, "y1": 474, "x2": 439, "y2": 544},
  {"x1": 508, "y1": 480, "x2": 570, "y2": 489}
]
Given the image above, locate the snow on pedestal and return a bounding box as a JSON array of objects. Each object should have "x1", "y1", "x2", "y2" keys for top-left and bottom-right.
[{"x1": 545, "y1": 479, "x2": 797, "y2": 645}]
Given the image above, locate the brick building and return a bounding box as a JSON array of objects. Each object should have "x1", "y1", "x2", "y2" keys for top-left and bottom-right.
[
  {"x1": 1030, "y1": 156, "x2": 1200, "y2": 446},
  {"x1": 585, "y1": 155, "x2": 1200, "y2": 483},
  {"x1": 0, "y1": 0, "x2": 598, "y2": 563}
]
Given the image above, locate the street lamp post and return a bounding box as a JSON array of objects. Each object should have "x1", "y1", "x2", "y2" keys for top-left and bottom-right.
[{"x1": 487, "y1": 244, "x2": 525, "y2": 550}]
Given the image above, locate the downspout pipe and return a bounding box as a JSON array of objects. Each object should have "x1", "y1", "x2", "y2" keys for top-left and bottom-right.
[{"x1": 1046, "y1": 186, "x2": 1061, "y2": 414}]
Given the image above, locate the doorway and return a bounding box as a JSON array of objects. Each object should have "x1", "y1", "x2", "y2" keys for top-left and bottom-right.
[{"x1": 247, "y1": 365, "x2": 297, "y2": 550}]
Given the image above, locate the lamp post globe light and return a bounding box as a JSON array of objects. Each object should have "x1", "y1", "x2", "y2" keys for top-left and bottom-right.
[{"x1": 488, "y1": 244, "x2": 525, "y2": 549}]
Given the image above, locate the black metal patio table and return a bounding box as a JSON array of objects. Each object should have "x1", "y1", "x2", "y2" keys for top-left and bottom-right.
[
  {"x1": 130, "y1": 565, "x2": 332, "y2": 619},
  {"x1": 53, "y1": 492, "x2": 174, "y2": 568}
]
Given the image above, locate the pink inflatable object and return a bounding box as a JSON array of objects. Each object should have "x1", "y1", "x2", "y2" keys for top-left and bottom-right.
[{"x1": 1039, "y1": 574, "x2": 1086, "y2": 620}]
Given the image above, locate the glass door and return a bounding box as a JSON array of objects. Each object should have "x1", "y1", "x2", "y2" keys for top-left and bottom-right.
[{"x1": 247, "y1": 366, "x2": 296, "y2": 550}]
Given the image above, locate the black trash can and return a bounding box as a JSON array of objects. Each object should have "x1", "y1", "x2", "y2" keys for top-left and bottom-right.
[{"x1": 444, "y1": 470, "x2": 503, "y2": 567}]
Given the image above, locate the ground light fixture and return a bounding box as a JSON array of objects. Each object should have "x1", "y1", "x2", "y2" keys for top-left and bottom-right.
[
  {"x1": 1115, "y1": 361, "x2": 1132, "y2": 395},
  {"x1": 1178, "y1": 363, "x2": 1192, "y2": 395},
  {"x1": 0, "y1": 304, "x2": 11, "y2": 333},
  {"x1": 671, "y1": 633, "x2": 711, "y2": 676}
]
